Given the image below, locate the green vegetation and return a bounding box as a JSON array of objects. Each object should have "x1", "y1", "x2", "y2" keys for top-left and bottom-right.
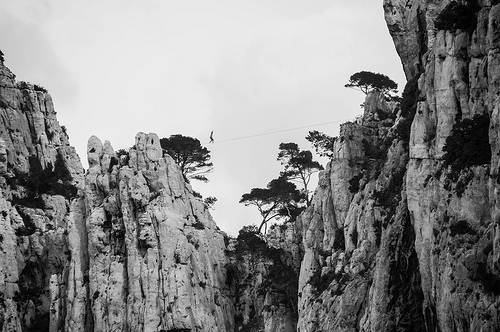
[
  {"x1": 348, "y1": 173, "x2": 363, "y2": 193},
  {"x1": 277, "y1": 142, "x2": 323, "y2": 206},
  {"x1": 449, "y1": 219, "x2": 476, "y2": 236},
  {"x1": 442, "y1": 113, "x2": 490, "y2": 177},
  {"x1": 240, "y1": 176, "x2": 305, "y2": 233},
  {"x1": 18, "y1": 81, "x2": 30, "y2": 90},
  {"x1": 434, "y1": 1, "x2": 480, "y2": 32},
  {"x1": 203, "y1": 196, "x2": 217, "y2": 209},
  {"x1": 11, "y1": 154, "x2": 77, "y2": 209},
  {"x1": 17, "y1": 81, "x2": 48, "y2": 93},
  {"x1": 241, "y1": 142, "x2": 321, "y2": 232},
  {"x1": 361, "y1": 138, "x2": 388, "y2": 160},
  {"x1": 308, "y1": 266, "x2": 348, "y2": 295},
  {"x1": 34, "y1": 84, "x2": 48, "y2": 93},
  {"x1": 230, "y1": 225, "x2": 299, "y2": 319},
  {"x1": 471, "y1": 263, "x2": 500, "y2": 295},
  {"x1": 442, "y1": 113, "x2": 490, "y2": 196},
  {"x1": 345, "y1": 71, "x2": 398, "y2": 97},
  {"x1": 306, "y1": 130, "x2": 336, "y2": 158},
  {"x1": 160, "y1": 134, "x2": 213, "y2": 183}
]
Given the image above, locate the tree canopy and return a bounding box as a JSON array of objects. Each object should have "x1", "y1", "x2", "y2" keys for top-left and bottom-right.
[
  {"x1": 305, "y1": 130, "x2": 336, "y2": 158},
  {"x1": 277, "y1": 142, "x2": 323, "y2": 206},
  {"x1": 160, "y1": 134, "x2": 213, "y2": 183},
  {"x1": 239, "y1": 176, "x2": 305, "y2": 233},
  {"x1": 345, "y1": 71, "x2": 398, "y2": 96}
]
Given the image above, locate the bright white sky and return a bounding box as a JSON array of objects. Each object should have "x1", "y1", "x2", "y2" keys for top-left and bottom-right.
[{"x1": 0, "y1": 0, "x2": 406, "y2": 236}]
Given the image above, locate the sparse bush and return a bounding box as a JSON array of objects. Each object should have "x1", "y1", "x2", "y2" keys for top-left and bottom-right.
[
  {"x1": 442, "y1": 113, "x2": 490, "y2": 183},
  {"x1": 34, "y1": 84, "x2": 48, "y2": 93},
  {"x1": 434, "y1": 1, "x2": 479, "y2": 32},
  {"x1": 234, "y1": 225, "x2": 269, "y2": 258},
  {"x1": 231, "y1": 224, "x2": 299, "y2": 318},
  {"x1": 116, "y1": 149, "x2": 128, "y2": 157},
  {"x1": 348, "y1": 173, "x2": 363, "y2": 193},
  {"x1": 449, "y1": 219, "x2": 476, "y2": 236},
  {"x1": 203, "y1": 196, "x2": 217, "y2": 209},
  {"x1": 361, "y1": 138, "x2": 388, "y2": 160},
  {"x1": 13, "y1": 154, "x2": 77, "y2": 207},
  {"x1": 376, "y1": 108, "x2": 394, "y2": 121},
  {"x1": 471, "y1": 263, "x2": 500, "y2": 295},
  {"x1": 308, "y1": 268, "x2": 343, "y2": 295},
  {"x1": 116, "y1": 149, "x2": 129, "y2": 165},
  {"x1": 18, "y1": 81, "x2": 30, "y2": 90}
]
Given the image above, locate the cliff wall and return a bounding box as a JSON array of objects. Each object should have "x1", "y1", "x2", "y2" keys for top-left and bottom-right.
[
  {"x1": 0, "y1": 60, "x2": 235, "y2": 331},
  {"x1": 2, "y1": 1, "x2": 500, "y2": 330},
  {"x1": 295, "y1": 0, "x2": 500, "y2": 331}
]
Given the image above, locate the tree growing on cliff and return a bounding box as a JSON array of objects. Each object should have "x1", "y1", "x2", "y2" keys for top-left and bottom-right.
[
  {"x1": 345, "y1": 71, "x2": 398, "y2": 96},
  {"x1": 239, "y1": 176, "x2": 305, "y2": 233},
  {"x1": 160, "y1": 134, "x2": 213, "y2": 183},
  {"x1": 306, "y1": 130, "x2": 336, "y2": 158},
  {"x1": 277, "y1": 142, "x2": 323, "y2": 206}
]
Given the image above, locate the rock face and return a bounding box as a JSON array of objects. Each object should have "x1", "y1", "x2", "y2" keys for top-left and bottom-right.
[
  {"x1": 296, "y1": 92, "x2": 427, "y2": 331},
  {"x1": 83, "y1": 133, "x2": 233, "y2": 332},
  {"x1": 0, "y1": 63, "x2": 86, "y2": 332},
  {"x1": 295, "y1": 1, "x2": 500, "y2": 331},
  {"x1": 0, "y1": 60, "x2": 234, "y2": 331},
  {"x1": 2, "y1": 1, "x2": 500, "y2": 330}
]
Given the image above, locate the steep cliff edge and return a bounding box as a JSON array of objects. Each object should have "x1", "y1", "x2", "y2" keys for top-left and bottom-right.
[
  {"x1": 296, "y1": 1, "x2": 500, "y2": 331},
  {"x1": 83, "y1": 133, "x2": 234, "y2": 332},
  {"x1": 0, "y1": 61, "x2": 86, "y2": 331},
  {"x1": 389, "y1": 0, "x2": 500, "y2": 330},
  {"x1": 297, "y1": 91, "x2": 427, "y2": 331},
  {"x1": 0, "y1": 58, "x2": 235, "y2": 331}
]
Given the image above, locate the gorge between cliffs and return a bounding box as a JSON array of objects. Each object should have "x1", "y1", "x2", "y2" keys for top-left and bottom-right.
[{"x1": 1, "y1": 0, "x2": 500, "y2": 331}]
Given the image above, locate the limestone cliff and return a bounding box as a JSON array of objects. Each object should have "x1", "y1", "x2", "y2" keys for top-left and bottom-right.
[
  {"x1": 0, "y1": 58, "x2": 234, "y2": 331},
  {"x1": 0, "y1": 62, "x2": 86, "y2": 332},
  {"x1": 295, "y1": 1, "x2": 500, "y2": 331},
  {"x1": 2, "y1": 0, "x2": 500, "y2": 330},
  {"x1": 296, "y1": 92, "x2": 427, "y2": 331},
  {"x1": 82, "y1": 133, "x2": 233, "y2": 332}
]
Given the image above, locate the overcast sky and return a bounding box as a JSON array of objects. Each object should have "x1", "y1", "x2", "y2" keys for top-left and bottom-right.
[{"x1": 0, "y1": 0, "x2": 406, "y2": 236}]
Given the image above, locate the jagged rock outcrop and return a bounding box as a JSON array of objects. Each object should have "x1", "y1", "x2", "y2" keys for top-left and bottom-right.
[
  {"x1": 295, "y1": 1, "x2": 500, "y2": 331},
  {"x1": 296, "y1": 92, "x2": 426, "y2": 331},
  {"x1": 0, "y1": 59, "x2": 235, "y2": 331},
  {"x1": 3, "y1": 1, "x2": 500, "y2": 330},
  {"x1": 84, "y1": 133, "x2": 234, "y2": 332},
  {"x1": 0, "y1": 62, "x2": 86, "y2": 332}
]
